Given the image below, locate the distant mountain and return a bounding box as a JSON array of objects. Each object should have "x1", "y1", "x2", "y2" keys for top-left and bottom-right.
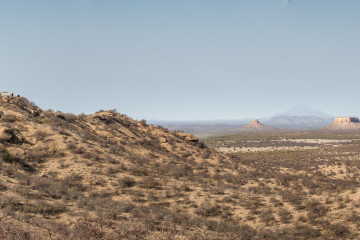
[
  {"x1": 151, "y1": 106, "x2": 336, "y2": 134},
  {"x1": 265, "y1": 115, "x2": 333, "y2": 130},
  {"x1": 273, "y1": 105, "x2": 333, "y2": 118}
]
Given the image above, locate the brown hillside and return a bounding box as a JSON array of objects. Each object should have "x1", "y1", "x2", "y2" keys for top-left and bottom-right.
[{"x1": 1, "y1": 97, "x2": 360, "y2": 239}]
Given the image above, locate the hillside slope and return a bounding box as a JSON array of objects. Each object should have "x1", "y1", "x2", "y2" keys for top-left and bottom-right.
[
  {"x1": 1, "y1": 97, "x2": 360, "y2": 239},
  {"x1": 0, "y1": 97, "x2": 246, "y2": 239}
]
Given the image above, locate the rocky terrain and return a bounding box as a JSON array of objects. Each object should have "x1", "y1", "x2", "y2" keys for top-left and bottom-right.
[
  {"x1": 325, "y1": 117, "x2": 360, "y2": 130},
  {"x1": 1, "y1": 97, "x2": 360, "y2": 239}
]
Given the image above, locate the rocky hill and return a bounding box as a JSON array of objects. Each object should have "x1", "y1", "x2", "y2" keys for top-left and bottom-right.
[
  {"x1": 0, "y1": 97, "x2": 232, "y2": 239},
  {"x1": 325, "y1": 117, "x2": 360, "y2": 130}
]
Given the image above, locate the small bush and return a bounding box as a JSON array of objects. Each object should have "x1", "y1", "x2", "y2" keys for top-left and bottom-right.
[{"x1": 119, "y1": 176, "x2": 136, "y2": 188}]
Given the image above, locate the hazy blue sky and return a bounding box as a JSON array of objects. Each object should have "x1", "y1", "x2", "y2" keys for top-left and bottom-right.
[{"x1": 1, "y1": 0, "x2": 359, "y2": 120}]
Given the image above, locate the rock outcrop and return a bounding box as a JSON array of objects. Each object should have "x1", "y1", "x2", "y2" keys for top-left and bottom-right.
[
  {"x1": 176, "y1": 132, "x2": 199, "y2": 143},
  {"x1": 325, "y1": 117, "x2": 360, "y2": 130},
  {"x1": 0, "y1": 128, "x2": 21, "y2": 144},
  {"x1": 235, "y1": 119, "x2": 278, "y2": 132},
  {"x1": 333, "y1": 117, "x2": 359, "y2": 123}
]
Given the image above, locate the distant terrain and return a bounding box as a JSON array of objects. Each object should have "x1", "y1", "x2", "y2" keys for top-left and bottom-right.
[{"x1": 152, "y1": 106, "x2": 335, "y2": 137}]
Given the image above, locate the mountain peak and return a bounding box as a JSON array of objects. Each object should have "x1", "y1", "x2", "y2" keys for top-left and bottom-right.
[{"x1": 274, "y1": 105, "x2": 332, "y2": 118}]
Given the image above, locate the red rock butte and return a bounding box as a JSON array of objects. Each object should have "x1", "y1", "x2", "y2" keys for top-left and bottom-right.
[
  {"x1": 325, "y1": 117, "x2": 360, "y2": 130},
  {"x1": 333, "y1": 117, "x2": 360, "y2": 123},
  {"x1": 246, "y1": 119, "x2": 264, "y2": 128},
  {"x1": 234, "y1": 118, "x2": 278, "y2": 132}
]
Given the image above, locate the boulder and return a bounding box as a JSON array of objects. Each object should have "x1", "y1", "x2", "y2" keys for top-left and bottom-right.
[
  {"x1": 0, "y1": 128, "x2": 20, "y2": 144},
  {"x1": 176, "y1": 132, "x2": 199, "y2": 143}
]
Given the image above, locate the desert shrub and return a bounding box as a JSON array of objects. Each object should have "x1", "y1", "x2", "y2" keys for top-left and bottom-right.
[
  {"x1": 70, "y1": 218, "x2": 107, "y2": 240},
  {"x1": 33, "y1": 130, "x2": 50, "y2": 141},
  {"x1": 196, "y1": 202, "x2": 222, "y2": 217},
  {"x1": 71, "y1": 146, "x2": 86, "y2": 154},
  {"x1": 305, "y1": 199, "x2": 328, "y2": 220},
  {"x1": 0, "y1": 147, "x2": 15, "y2": 163},
  {"x1": 139, "y1": 176, "x2": 161, "y2": 189},
  {"x1": 25, "y1": 143, "x2": 61, "y2": 162},
  {"x1": 64, "y1": 113, "x2": 78, "y2": 122},
  {"x1": 280, "y1": 190, "x2": 304, "y2": 207},
  {"x1": 23, "y1": 200, "x2": 66, "y2": 216},
  {"x1": 125, "y1": 164, "x2": 146, "y2": 176},
  {"x1": 0, "y1": 219, "x2": 42, "y2": 240},
  {"x1": 62, "y1": 174, "x2": 86, "y2": 192},
  {"x1": 108, "y1": 144, "x2": 126, "y2": 156},
  {"x1": 82, "y1": 151, "x2": 101, "y2": 161},
  {"x1": 80, "y1": 197, "x2": 135, "y2": 219},
  {"x1": 106, "y1": 166, "x2": 122, "y2": 175},
  {"x1": 329, "y1": 223, "x2": 350, "y2": 238},
  {"x1": 259, "y1": 209, "x2": 275, "y2": 225},
  {"x1": 0, "y1": 148, "x2": 34, "y2": 172},
  {"x1": 31, "y1": 177, "x2": 64, "y2": 199},
  {"x1": 1, "y1": 115, "x2": 17, "y2": 122},
  {"x1": 348, "y1": 212, "x2": 360, "y2": 224},
  {"x1": 0, "y1": 181, "x2": 7, "y2": 191},
  {"x1": 278, "y1": 208, "x2": 293, "y2": 223},
  {"x1": 119, "y1": 176, "x2": 136, "y2": 188},
  {"x1": 269, "y1": 197, "x2": 283, "y2": 207}
]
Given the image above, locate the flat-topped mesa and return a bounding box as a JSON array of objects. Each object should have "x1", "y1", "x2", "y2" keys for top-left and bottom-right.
[
  {"x1": 325, "y1": 116, "x2": 360, "y2": 130},
  {"x1": 334, "y1": 117, "x2": 360, "y2": 123}
]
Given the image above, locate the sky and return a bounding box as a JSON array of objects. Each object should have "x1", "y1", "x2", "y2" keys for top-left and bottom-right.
[{"x1": 1, "y1": 0, "x2": 360, "y2": 121}]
